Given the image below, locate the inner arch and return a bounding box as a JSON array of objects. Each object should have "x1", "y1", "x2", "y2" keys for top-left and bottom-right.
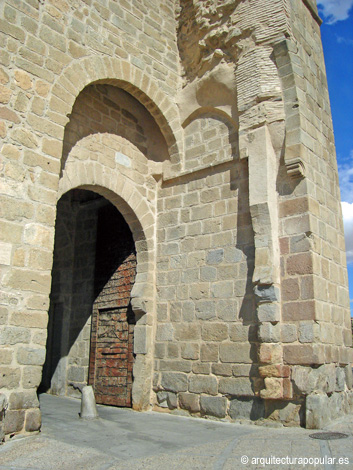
[{"x1": 61, "y1": 83, "x2": 170, "y2": 176}]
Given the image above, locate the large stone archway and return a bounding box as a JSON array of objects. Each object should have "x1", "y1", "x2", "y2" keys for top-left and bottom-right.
[
  {"x1": 58, "y1": 125, "x2": 160, "y2": 407},
  {"x1": 42, "y1": 188, "x2": 141, "y2": 408},
  {"x1": 45, "y1": 71, "x2": 172, "y2": 411},
  {"x1": 44, "y1": 171, "x2": 156, "y2": 410}
]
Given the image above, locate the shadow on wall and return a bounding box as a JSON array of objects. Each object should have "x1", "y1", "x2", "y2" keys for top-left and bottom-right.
[
  {"x1": 233, "y1": 159, "x2": 260, "y2": 416},
  {"x1": 60, "y1": 83, "x2": 169, "y2": 177}
]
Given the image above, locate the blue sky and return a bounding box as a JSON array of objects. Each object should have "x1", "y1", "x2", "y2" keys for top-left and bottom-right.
[{"x1": 318, "y1": 0, "x2": 353, "y2": 315}]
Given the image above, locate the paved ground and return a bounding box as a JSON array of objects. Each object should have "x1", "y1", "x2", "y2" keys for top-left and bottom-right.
[{"x1": 0, "y1": 394, "x2": 352, "y2": 469}]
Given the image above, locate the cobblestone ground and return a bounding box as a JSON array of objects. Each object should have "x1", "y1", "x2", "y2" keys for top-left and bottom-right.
[{"x1": 0, "y1": 395, "x2": 352, "y2": 470}]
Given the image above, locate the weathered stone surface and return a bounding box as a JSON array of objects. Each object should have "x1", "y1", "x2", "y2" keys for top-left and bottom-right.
[
  {"x1": 291, "y1": 364, "x2": 336, "y2": 396},
  {"x1": 9, "y1": 391, "x2": 39, "y2": 410},
  {"x1": 181, "y1": 343, "x2": 199, "y2": 360},
  {"x1": 156, "y1": 391, "x2": 177, "y2": 409},
  {"x1": 3, "y1": 410, "x2": 25, "y2": 434},
  {"x1": 156, "y1": 391, "x2": 169, "y2": 408},
  {"x1": 22, "y1": 366, "x2": 42, "y2": 389},
  {"x1": 24, "y1": 409, "x2": 41, "y2": 432},
  {"x1": 258, "y1": 323, "x2": 281, "y2": 343},
  {"x1": 14, "y1": 70, "x2": 32, "y2": 90},
  {"x1": 188, "y1": 375, "x2": 218, "y2": 396},
  {"x1": 258, "y1": 343, "x2": 282, "y2": 364},
  {"x1": 336, "y1": 367, "x2": 346, "y2": 392},
  {"x1": 306, "y1": 392, "x2": 329, "y2": 429},
  {"x1": 281, "y1": 324, "x2": 297, "y2": 343},
  {"x1": 179, "y1": 392, "x2": 200, "y2": 413},
  {"x1": 260, "y1": 378, "x2": 283, "y2": 399},
  {"x1": 10, "y1": 312, "x2": 48, "y2": 329},
  {"x1": 0, "y1": 367, "x2": 21, "y2": 389},
  {"x1": 283, "y1": 344, "x2": 318, "y2": 365},
  {"x1": 219, "y1": 343, "x2": 252, "y2": 363},
  {"x1": 229, "y1": 397, "x2": 265, "y2": 420},
  {"x1": 345, "y1": 365, "x2": 353, "y2": 389},
  {"x1": 259, "y1": 364, "x2": 290, "y2": 378},
  {"x1": 161, "y1": 373, "x2": 188, "y2": 393},
  {"x1": 257, "y1": 303, "x2": 281, "y2": 322},
  {"x1": 219, "y1": 377, "x2": 253, "y2": 396},
  {"x1": 200, "y1": 396, "x2": 227, "y2": 418},
  {"x1": 201, "y1": 323, "x2": 228, "y2": 341},
  {"x1": 283, "y1": 301, "x2": 315, "y2": 321},
  {"x1": 206, "y1": 249, "x2": 224, "y2": 265},
  {"x1": 0, "y1": 327, "x2": 31, "y2": 345},
  {"x1": 195, "y1": 301, "x2": 216, "y2": 320},
  {"x1": 0, "y1": 84, "x2": 12, "y2": 103},
  {"x1": 17, "y1": 346, "x2": 46, "y2": 366},
  {"x1": 0, "y1": 347, "x2": 13, "y2": 364},
  {"x1": 266, "y1": 401, "x2": 303, "y2": 427},
  {"x1": 0, "y1": 394, "x2": 6, "y2": 442},
  {"x1": 286, "y1": 253, "x2": 313, "y2": 276},
  {"x1": 193, "y1": 363, "x2": 211, "y2": 375},
  {"x1": 160, "y1": 360, "x2": 192, "y2": 373},
  {"x1": 156, "y1": 323, "x2": 174, "y2": 342},
  {"x1": 254, "y1": 284, "x2": 280, "y2": 303},
  {"x1": 174, "y1": 324, "x2": 200, "y2": 341}
]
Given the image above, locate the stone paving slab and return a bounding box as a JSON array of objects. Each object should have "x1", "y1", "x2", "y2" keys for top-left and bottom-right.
[{"x1": 0, "y1": 394, "x2": 352, "y2": 470}]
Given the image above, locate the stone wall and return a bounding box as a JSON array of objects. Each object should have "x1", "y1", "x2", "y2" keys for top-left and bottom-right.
[
  {"x1": 154, "y1": 158, "x2": 256, "y2": 418},
  {"x1": 0, "y1": 0, "x2": 352, "y2": 435}
]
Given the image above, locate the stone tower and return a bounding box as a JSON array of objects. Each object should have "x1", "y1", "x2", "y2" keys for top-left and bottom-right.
[{"x1": 0, "y1": 0, "x2": 352, "y2": 435}]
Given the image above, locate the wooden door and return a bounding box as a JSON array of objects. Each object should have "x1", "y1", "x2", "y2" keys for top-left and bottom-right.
[
  {"x1": 88, "y1": 203, "x2": 137, "y2": 407},
  {"x1": 90, "y1": 305, "x2": 134, "y2": 406}
]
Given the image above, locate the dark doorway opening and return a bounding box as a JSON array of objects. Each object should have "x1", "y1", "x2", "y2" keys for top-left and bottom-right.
[{"x1": 40, "y1": 189, "x2": 136, "y2": 408}]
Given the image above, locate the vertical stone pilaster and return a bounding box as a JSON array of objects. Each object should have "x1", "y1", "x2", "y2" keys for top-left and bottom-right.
[{"x1": 242, "y1": 125, "x2": 290, "y2": 400}]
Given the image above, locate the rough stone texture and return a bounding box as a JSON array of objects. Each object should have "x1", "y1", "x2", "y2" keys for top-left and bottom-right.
[
  {"x1": 306, "y1": 391, "x2": 353, "y2": 429},
  {"x1": 266, "y1": 400, "x2": 304, "y2": 427},
  {"x1": 178, "y1": 392, "x2": 200, "y2": 413},
  {"x1": 24, "y1": 408, "x2": 41, "y2": 433},
  {"x1": 200, "y1": 396, "x2": 227, "y2": 419},
  {"x1": 291, "y1": 364, "x2": 336, "y2": 395},
  {"x1": 229, "y1": 397, "x2": 265, "y2": 421},
  {"x1": 156, "y1": 391, "x2": 177, "y2": 410},
  {"x1": 0, "y1": 0, "x2": 351, "y2": 434},
  {"x1": 8, "y1": 390, "x2": 38, "y2": 410},
  {"x1": 160, "y1": 373, "x2": 188, "y2": 393}
]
